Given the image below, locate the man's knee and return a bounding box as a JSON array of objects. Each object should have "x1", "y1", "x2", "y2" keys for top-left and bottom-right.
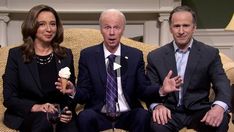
[
  {"x1": 150, "y1": 121, "x2": 171, "y2": 132},
  {"x1": 217, "y1": 112, "x2": 231, "y2": 131},
  {"x1": 77, "y1": 109, "x2": 97, "y2": 124},
  {"x1": 133, "y1": 108, "x2": 150, "y2": 122}
]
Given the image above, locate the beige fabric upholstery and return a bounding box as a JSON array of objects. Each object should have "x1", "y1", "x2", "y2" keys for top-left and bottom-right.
[
  {"x1": 62, "y1": 28, "x2": 158, "y2": 77},
  {"x1": 0, "y1": 45, "x2": 18, "y2": 132},
  {"x1": 0, "y1": 28, "x2": 234, "y2": 131}
]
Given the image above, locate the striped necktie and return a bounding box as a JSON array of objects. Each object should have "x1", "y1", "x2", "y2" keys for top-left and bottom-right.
[{"x1": 106, "y1": 54, "x2": 118, "y2": 117}]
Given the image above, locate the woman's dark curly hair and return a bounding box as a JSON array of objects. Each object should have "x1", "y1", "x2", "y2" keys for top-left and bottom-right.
[{"x1": 21, "y1": 4, "x2": 66, "y2": 63}]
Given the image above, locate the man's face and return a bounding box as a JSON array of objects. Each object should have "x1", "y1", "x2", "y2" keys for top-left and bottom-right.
[
  {"x1": 100, "y1": 13, "x2": 125, "y2": 52},
  {"x1": 170, "y1": 11, "x2": 196, "y2": 49}
]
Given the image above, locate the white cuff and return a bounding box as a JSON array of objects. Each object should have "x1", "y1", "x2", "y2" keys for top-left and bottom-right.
[
  {"x1": 150, "y1": 103, "x2": 159, "y2": 111},
  {"x1": 213, "y1": 101, "x2": 228, "y2": 111}
]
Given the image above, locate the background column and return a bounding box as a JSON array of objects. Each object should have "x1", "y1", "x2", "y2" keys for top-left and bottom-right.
[
  {"x1": 0, "y1": 13, "x2": 10, "y2": 47},
  {"x1": 158, "y1": 12, "x2": 172, "y2": 46}
]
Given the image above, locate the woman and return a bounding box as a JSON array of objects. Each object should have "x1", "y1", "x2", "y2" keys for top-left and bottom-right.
[{"x1": 3, "y1": 5, "x2": 77, "y2": 132}]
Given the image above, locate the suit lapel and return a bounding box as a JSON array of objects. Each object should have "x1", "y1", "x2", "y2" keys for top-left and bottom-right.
[
  {"x1": 96, "y1": 44, "x2": 107, "y2": 84},
  {"x1": 183, "y1": 41, "x2": 201, "y2": 95},
  {"x1": 164, "y1": 43, "x2": 178, "y2": 76},
  {"x1": 120, "y1": 44, "x2": 128, "y2": 88},
  {"x1": 27, "y1": 58, "x2": 43, "y2": 93},
  {"x1": 164, "y1": 43, "x2": 179, "y2": 102},
  {"x1": 55, "y1": 55, "x2": 63, "y2": 73}
]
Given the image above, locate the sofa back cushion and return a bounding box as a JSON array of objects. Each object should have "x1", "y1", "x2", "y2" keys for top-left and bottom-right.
[{"x1": 62, "y1": 28, "x2": 158, "y2": 76}]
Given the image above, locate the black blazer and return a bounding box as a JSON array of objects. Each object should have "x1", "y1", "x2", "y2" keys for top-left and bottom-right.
[
  {"x1": 146, "y1": 39, "x2": 231, "y2": 111},
  {"x1": 75, "y1": 43, "x2": 160, "y2": 112},
  {"x1": 3, "y1": 46, "x2": 76, "y2": 129}
]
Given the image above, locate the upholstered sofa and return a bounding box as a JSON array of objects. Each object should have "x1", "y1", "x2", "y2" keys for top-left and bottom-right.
[{"x1": 0, "y1": 28, "x2": 234, "y2": 132}]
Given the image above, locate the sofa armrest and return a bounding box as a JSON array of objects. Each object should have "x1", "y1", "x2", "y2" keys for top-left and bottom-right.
[{"x1": 223, "y1": 62, "x2": 234, "y2": 85}]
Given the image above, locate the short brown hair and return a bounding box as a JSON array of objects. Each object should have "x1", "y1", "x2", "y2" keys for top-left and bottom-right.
[{"x1": 169, "y1": 5, "x2": 197, "y2": 25}]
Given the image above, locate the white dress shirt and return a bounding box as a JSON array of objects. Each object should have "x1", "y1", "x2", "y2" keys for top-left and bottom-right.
[{"x1": 102, "y1": 44, "x2": 130, "y2": 112}]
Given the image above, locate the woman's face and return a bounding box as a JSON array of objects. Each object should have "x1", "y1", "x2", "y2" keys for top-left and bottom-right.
[{"x1": 34, "y1": 11, "x2": 57, "y2": 45}]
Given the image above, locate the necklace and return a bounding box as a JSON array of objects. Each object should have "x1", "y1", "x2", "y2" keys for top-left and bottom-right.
[{"x1": 36, "y1": 53, "x2": 54, "y2": 65}]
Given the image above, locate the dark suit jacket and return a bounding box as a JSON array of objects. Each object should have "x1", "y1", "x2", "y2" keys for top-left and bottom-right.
[
  {"x1": 3, "y1": 46, "x2": 76, "y2": 129},
  {"x1": 75, "y1": 43, "x2": 160, "y2": 112},
  {"x1": 146, "y1": 39, "x2": 231, "y2": 111}
]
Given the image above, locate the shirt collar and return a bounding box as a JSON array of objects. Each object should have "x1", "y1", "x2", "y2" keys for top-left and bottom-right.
[
  {"x1": 103, "y1": 43, "x2": 121, "y2": 59},
  {"x1": 173, "y1": 39, "x2": 193, "y2": 53}
]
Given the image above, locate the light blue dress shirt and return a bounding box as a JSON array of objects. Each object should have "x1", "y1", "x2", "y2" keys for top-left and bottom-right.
[{"x1": 150, "y1": 39, "x2": 228, "y2": 111}]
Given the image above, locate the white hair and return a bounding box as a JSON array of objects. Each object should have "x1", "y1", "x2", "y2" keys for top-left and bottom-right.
[{"x1": 99, "y1": 9, "x2": 126, "y2": 26}]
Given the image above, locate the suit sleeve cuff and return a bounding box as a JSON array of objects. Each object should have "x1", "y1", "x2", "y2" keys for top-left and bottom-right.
[
  {"x1": 213, "y1": 101, "x2": 229, "y2": 112},
  {"x1": 150, "y1": 103, "x2": 159, "y2": 111},
  {"x1": 68, "y1": 91, "x2": 76, "y2": 99}
]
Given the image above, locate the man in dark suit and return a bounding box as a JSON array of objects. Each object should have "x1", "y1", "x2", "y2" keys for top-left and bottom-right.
[
  {"x1": 147, "y1": 6, "x2": 231, "y2": 132},
  {"x1": 58, "y1": 9, "x2": 181, "y2": 132}
]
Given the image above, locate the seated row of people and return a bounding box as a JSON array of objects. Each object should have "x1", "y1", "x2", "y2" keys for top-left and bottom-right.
[{"x1": 3, "y1": 4, "x2": 231, "y2": 132}]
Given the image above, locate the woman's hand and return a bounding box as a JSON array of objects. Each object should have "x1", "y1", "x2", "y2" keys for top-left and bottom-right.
[
  {"x1": 60, "y1": 107, "x2": 72, "y2": 123},
  {"x1": 31, "y1": 103, "x2": 57, "y2": 113}
]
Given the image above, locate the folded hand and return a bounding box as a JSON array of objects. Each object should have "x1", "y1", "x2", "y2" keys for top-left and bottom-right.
[{"x1": 152, "y1": 104, "x2": 171, "y2": 125}]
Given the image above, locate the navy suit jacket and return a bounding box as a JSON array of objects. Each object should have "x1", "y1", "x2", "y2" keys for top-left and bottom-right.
[
  {"x1": 3, "y1": 46, "x2": 76, "y2": 129},
  {"x1": 146, "y1": 39, "x2": 231, "y2": 111},
  {"x1": 75, "y1": 43, "x2": 160, "y2": 112}
]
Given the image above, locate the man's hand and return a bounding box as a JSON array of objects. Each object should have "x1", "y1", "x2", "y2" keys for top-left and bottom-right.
[
  {"x1": 152, "y1": 104, "x2": 171, "y2": 125},
  {"x1": 55, "y1": 78, "x2": 76, "y2": 96},
  {"x1": 201, "y1": 105, "x2": 224, "y2": 127},
  {"x1": 160, "y1": 70, "x2": 182, "y2": 95}
]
